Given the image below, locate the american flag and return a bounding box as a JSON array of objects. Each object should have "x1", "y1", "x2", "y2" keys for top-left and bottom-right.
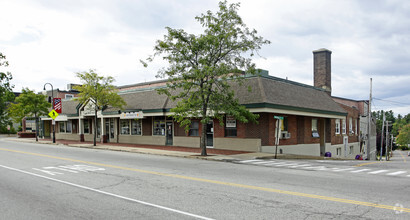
[{"x1": 53, "y1": 98, "x2": 62, "y2": 113}]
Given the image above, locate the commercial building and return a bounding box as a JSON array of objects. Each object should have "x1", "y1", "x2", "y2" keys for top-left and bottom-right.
[{"x1": 41, "y1": 48, "x2": 374, "y2": 159}]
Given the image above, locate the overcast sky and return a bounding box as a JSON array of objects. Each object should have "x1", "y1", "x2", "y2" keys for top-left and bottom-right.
[{"x1": 1, "y1": 0, "x2": 409, "y2": 116}]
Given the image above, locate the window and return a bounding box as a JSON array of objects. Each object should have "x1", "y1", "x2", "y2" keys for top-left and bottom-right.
[
  {"x1": 84, "y1": 120, "x2": 90, "y2": 133},
  {"x1": 131, "y1": 120, "x2": 142, "y2": 135},
  {"x1": 312, "y1": 118, "x2": 319, "y2": 138},
  {"x1": 189, "y1": 121, "x2": 199, "y2": 136},
  {"x1": 153, "y1": 118, "x2": 165, "y2": 136},
  {"x1": 225, "y1": 116, "x2": 237, "y2": 137},
  {"x1": 349, "y1": 118, "x2": 353, "y2": 134},
  {"x1": 349, "y1": 145, "x2": 354, "y2": 154},
  {"x1": 120, "y1": 119, "x2": 130, "y2": 135},
  {"x1": 59, "y1": 122, "x2": 66, "y2": 133},
  {"x1": 337, "y1": 147, "x2": 341, "y2": 156},
  {"x1": 66, "y1": 120, "x2": 72, "y2": 133},
  {"x1": 355, "y1": 119, "x2": 358, "y2": 135},
  {"x1": 97, "y1": 120, "x2": 101, "y2": 138},
  {"x1": 335, "y1": 119, "x2": 340, "y2": 134},
  {"x1": 65, "y1": 94, "x2": 74, "y2": 99},
  {"x1": 342, "y1": 119, "x2": 346, "y2": 134}
]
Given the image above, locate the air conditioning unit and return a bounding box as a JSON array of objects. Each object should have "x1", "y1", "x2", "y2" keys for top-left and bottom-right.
[{"x1": 281, "y1": 132, "x2": 291, "y2": 139}]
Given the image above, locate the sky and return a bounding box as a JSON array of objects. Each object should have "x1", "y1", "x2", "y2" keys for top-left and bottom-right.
[{"x1": 1, "y1": 0, "x2": 409, "y2": 116}]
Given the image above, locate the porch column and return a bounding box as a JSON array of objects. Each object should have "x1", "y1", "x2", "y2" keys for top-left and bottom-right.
[{"x1": 79, "y1": 118, "x2": 84, "y2": 142}]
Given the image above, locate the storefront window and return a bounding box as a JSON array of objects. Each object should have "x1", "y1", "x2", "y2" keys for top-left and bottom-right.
[
  {"x1": 59, "y1": 122, "x2": 66, "y2": 133},
  {"x1": 131, "y1": 120, "x2": 142, "y2": 135},
  {"x1": 225, "y1": 116, "x2": 237, "y2": 137},
  {"x1": 84, "y1": 120, "x2": 90, "y2": 133},
  {"x1": 312, "y1": 118, "x2": 319, "y2": 138},
  {"x1": 153, "y1": 118, "x2": 165, "y2": 136},
  {"x1": 189, "y1": 121, "x2": 199, "y2": 136},
  {"x1": 120, "y1": 119, "x2": 130, "y2": 135},
  {"x1": 66, "y1": 120, "x2": 72, "y2": 133}
]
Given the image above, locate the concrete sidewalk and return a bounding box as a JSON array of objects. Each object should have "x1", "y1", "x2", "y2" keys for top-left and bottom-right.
[{"x1": 1, "y1": 136, "x2": 331, "y2": 161}]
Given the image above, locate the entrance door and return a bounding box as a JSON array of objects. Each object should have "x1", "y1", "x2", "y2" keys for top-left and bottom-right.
[
  {"x1": 206, "y1": 121, "x2": 214, "y2": 147},
  {"x1": 166, "y1": 122, "x2": 173, "y2": 145},
  {"x1": 105, "y1": 120, "x2": 110, "y2": 142}
]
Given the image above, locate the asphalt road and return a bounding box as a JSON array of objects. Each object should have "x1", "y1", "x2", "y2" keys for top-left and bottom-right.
[{"x1": 0, "y1": 137, "x2": 409, "y2": 219}]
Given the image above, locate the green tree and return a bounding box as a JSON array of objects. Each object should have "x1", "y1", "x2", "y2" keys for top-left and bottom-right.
[
  {"x1": 396, "y1": 124, "x2": 410, "y2": 147},
  {"x1": 8, "y1": 88, "x2": 51, "y2": 141},
  {"x1": 0, "y1": 52, "x2": 15, "y2": 130},
  {"x1": 74, "y1": 69, "x2": 126, "y2": 146},
  {"x1": 142, "y1": 1, "x2": 270, "y2": 155}
]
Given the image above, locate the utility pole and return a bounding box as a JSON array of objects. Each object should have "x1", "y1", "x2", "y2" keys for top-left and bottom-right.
[
  {"x1": 367, "y1": 78, "x2": 372, "y2": 160},
  {"x1": 390, "y1": 134, "x2": 393, "y2": 158},
  {"x1": 380, "y1": 112, "x2": 385, "y2": 161},
  {"x1": 385, "y1": 121, "x2": 389, "y2": 161}
]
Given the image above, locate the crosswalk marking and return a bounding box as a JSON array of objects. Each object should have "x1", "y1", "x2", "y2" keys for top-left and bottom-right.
[
  {"x1": 351, "y1": 169, "x2": 371, "y2": 173},
  {"x1": 234, "y1": 159, "x2": 409, "y2": 178},
  {"x1": 368, "y1": 170, "x2": 388, "y2": 174},
  {"x1": 386, "y1": 171, "x2": 407, "y2": 176}
]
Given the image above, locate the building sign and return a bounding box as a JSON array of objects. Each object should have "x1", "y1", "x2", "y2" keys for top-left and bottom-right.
[
  {"x1": 82, "y1": 101, "x2": 96, "y2": 116},
  {"x1": 53, "y1": 98, "x2": 62, "y2": 114},
  {"x1": 226, "y1": 116, "x2": 236, "y2": 128},
  {"x1": 120, "y1": 111, "x2": 144, "y2": 119}
]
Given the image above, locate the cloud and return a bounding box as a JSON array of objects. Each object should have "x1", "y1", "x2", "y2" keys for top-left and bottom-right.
[{"x1": 0, "y1": 0, "x2": 409, "y2": 116}]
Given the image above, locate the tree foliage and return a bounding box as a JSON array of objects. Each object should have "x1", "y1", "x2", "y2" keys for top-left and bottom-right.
[
  {"x1": 396, "y1": 124, "x2": 410, "y2": 147},
  {"x1": 0, "y1": 52, "x2": 15, "y2": 128},
  {"x1": 8, "y1": 88, "x2": 51, "y2": 141},
  {"x1": 74, "y1": 69, "x2": 126, "y2": 146},
  {"x1": 143, "y1": 1, "x2": 270, "y2": 155}
]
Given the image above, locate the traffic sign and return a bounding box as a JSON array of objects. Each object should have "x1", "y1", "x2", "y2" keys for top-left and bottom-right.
[
  {"x1": 48, "y1": 109, "x2": 59, "y2": 120},
  {"x1": 274, "y1": 116, "x2": 284, "y2": 120}
]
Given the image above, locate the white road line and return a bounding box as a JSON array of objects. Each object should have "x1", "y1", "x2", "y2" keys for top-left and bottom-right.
[
  {"x1": 260, "y1": 162, "x2": 283, "y2": 166},
  {"x1": 386, "y1": 171, "x2": 407, "y2": 176},
  {"x1": 290, "y1": 164, "x2": 311, "y2": 168},
  {"x1": 238, "y1": 160, "x2": 263, "y2": 163},
  {"x1": 275, "y1": 163, "x2": 299, "y2": 167},
  {"x1": 350, "y1": 169, "x2": 371, "y2": 173},
  {"x1": 252, "y1": 161, "x2": 277, "y2": 165},
  {"x1": 332, "y1": 168, "x2": 355, "y2": 172},
  {"x1": 368, "y1": 170, "x2": 388, "y2": 174},
  {"x1": 0, "y1": 164, "x2": 214, "y2": 220}
]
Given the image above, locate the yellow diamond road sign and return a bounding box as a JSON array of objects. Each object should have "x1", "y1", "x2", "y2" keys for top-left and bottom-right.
[{"x1": 48, "y1": 109, "x2": 59, "y2": 120}]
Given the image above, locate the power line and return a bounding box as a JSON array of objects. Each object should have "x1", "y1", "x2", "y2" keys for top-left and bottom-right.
[{"x1": 373, "y1": 97, "x2": 410, "y2": 106}]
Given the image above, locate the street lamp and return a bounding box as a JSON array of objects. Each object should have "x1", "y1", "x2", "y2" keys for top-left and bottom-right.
[{"x1": 43, "y1": 83, "x2": 55, "y2": 143}]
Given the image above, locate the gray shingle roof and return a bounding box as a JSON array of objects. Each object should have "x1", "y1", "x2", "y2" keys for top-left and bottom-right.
[{"x1": 62, "y1": 75, "x2": 346, "y2": 117}]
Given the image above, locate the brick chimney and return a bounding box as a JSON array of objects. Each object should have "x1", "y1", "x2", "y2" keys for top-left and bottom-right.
[{"x1": 313, "y1": 48, "x2": 332, "y2": 96}]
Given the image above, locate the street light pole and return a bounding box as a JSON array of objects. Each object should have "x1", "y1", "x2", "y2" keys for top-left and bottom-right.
[{"x1": 43, "y1": 83, "x2": 55, "y2": 143}]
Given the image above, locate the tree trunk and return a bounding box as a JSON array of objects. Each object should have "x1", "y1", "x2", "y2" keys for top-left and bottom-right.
[
  {"x1": 200, "y1": 122, "x2": 207, "y2": 156},
  {"x1": 94, "y1": 109, "x2": 97, "y2": 146},
  {"x1": 35, "y1": 115, "x2": 39, "y2": 142}
]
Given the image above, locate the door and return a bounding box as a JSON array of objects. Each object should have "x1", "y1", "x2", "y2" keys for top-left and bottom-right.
[
  {"x1": 166, "y1": 122, "x2": 173, "y2": 145},
  {"x1": 206, "y1": 121, "x2": 214, "y2": 147}
]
